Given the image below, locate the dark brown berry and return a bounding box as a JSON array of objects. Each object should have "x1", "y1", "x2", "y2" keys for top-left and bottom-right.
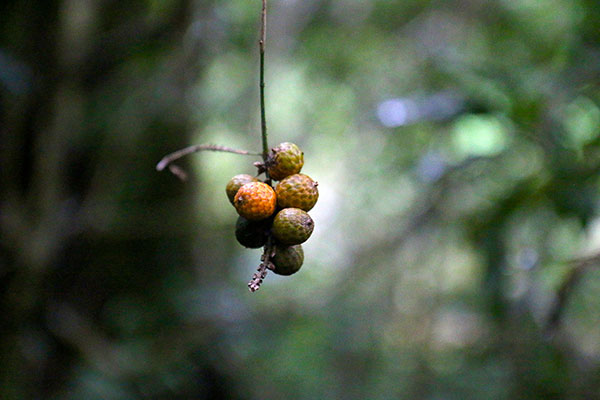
[
  {"x1": 272, "y1": 245, "x2": 304, "y2": 275},
  {"x1": 235, "y1": 216, "x2": 271, "y2": 248}
]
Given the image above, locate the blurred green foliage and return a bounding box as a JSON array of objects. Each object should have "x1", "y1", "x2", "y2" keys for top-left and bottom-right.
[{"x1": 2, "y1": 0, "x2": 600, "y2": 399}]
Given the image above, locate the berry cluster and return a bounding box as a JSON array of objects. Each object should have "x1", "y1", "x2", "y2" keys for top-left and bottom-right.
[{"x1": 226, "y1": 142, "x2": 318, "y2": 290}]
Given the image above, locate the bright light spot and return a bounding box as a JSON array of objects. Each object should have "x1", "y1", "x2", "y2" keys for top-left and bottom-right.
[
  {"x1": 432, "y1": 309, "x2": 486, "y2": 348},
  {"x1": 563, "y1": 96, "x2": 600, "y2": 148},
  {"x1": 376, "y1": 98, "x2": 419, "y2": 127},
  {"x1": 377, "y1": 92, "x2": 463, "y2": 128},
  {"x1": 452, "y1": 114, "x2": 509, "y2": 158}
]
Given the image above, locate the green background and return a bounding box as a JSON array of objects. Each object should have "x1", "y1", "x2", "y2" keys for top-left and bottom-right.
[{"x1": 2, "y1": 0, "x2": 600, "y2": 398}]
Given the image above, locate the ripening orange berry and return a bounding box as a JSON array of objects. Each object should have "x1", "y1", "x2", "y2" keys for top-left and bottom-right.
[
  {"x1": 234, "y1": 182, "x2": 277, "y2": 221},
  {"x1": 226, "y1": 174, "x2": 258, "y2": 204}
]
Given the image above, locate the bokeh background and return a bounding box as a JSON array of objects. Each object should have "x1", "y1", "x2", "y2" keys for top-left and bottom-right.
[{"x1": 2, "y1": 0, "x2": 600, "y2": 398}]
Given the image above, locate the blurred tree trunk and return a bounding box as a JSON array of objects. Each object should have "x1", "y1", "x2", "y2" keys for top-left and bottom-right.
[{"x1": 0, "y1": 0, "x2": 229, "y2": 398}]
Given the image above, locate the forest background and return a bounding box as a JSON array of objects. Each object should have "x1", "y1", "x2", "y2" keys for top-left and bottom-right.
[{"x1": 2, "y1": 0, "x2": 600, "y2": 398}]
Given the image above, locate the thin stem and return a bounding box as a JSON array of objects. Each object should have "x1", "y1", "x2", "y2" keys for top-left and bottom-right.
[
  {"x1": 156, "y1": 144, "x2": 260, "y2": 174},
  {"x1": 260, "y1": 0, "x2": 269, "y2": 164},
  {"x1": 247, "y1": 0, "x2": 274, "y2": 293},
  {"x1": 546, "y1": 253, "x2": 600, "y2": 334}
]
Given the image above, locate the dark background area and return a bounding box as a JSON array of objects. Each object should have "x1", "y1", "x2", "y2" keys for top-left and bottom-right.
[{"x1": 2, "y1": 0, "x2": 600, "y2": 399}]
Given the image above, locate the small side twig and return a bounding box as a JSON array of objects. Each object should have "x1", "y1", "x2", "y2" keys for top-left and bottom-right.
[
  {"x1": 156, "y1": 144, "x2": 260, "y2": 180},
  {"x1": 167, "y1": 164, "x2": 189, "y2": 181},
  {"x1": 546, "y1": 253, "x2": 600, "y2": 334},
  {"x1": 248, "y1": 238, "x2": 276, "y2": 292}
]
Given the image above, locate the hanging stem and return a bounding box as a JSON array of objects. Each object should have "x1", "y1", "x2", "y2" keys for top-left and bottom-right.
[
  {"x1": 157, "y1": 1, "x2": 275, "y2": 291},
  {"x1": 247, "y1": 0, "x2": 273, "y2": 292},
  {"x1": 260, "y1": 0, "x2": 269, "y2": 165},
  {"x1": 156, "y1": 0, "x2": 270, "y2": 182}
]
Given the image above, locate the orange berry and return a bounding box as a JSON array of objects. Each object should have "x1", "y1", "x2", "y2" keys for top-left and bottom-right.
[
  {"x1": 226, "y1": 174, "x2": 258, "y2": 204},
  {"x1": 234, "y1": 182, "x2": 277, "y2": 221}
]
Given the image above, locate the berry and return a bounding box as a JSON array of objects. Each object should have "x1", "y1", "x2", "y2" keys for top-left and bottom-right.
[
  {"x1": 226, "y1": 174, "x2": 258, "y2": 204},
  {"x1": 272, "y1": 208, "x2": 314, "y2": 245},
  {"x1": 276, "y1": 173, "x2": 319, "y2": 211},
  {"x1": 234, "y1": 182, "x2": 277, "y2": 221},
  {"x1": 235, "y1": 216, "x2": 270, "y2": 248},
  {"x1": 268, "y1": 142, "x2": 304, "y2": 181},
  {"x1": 272, "y1": 245, "x2": 304, "y2": 275}
]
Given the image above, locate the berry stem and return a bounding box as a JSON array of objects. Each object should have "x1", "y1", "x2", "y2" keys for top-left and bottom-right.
[
  {"x1": 248, "y1": 236, "x2": 275, "y2": 292},
  {"x1": 259, "y1": 0, "x2": 269, "y2": 173},
  {"x1": 247, "y1": 0, "x2": 276, "y2": 293}
]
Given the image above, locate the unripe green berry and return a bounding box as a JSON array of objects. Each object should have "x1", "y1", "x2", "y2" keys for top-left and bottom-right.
[
  {"x1": 272, "y1": 208, "x2": 314, "y2": 245},
  {"x1": 276, "y1": 173, "x2": 319, "y2": 211},
  {"x1": 268, "y1": 142, "x2": 304, "y2": 181},
  {"x1": 272, "y1": 245, "x2": 304, "y2": 275}
]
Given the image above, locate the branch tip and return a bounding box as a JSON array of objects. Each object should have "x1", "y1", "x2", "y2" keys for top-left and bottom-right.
[{"x1": 156, "y1": 144, "x2": 260, "y2": 179}]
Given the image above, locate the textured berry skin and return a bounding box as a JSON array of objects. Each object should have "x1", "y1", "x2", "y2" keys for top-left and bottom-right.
[
  {"x1": 276, "y1": 173, "x2": 319, "y2": 211},
  {"x1": 234, "y1": 182, "x2": 277, "y2": 221},
  {"x1": 226, "y1": 174, "x2": 258, "y2": 204},
  {"x1": 272, "y1": 245, "x2": 304, "y2": 275},
  {"x1": 268, "y1": 142, "x2": 304, "y2": 181},
  {"x1": 272, "y1": 208, "x2": 314, "y2": 245},
  {"x1": 235, "y1": 216, "x2": 270, "y2": 248}
]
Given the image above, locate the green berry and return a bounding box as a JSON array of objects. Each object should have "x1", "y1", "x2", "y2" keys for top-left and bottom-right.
[
  {"x1": 272, "y1": 245, "x2": 304, "y2": 275},
  {"x1": 272, "y1": 208, "x2": 314, "y2": 245},
  {"x1": 268, "y1": 142, "x2": 304, "y2": 181},
  {"x1": 235, "y1": 216, "x2": 270, "y2": 248},
  {"x1": 226, "y1": 174, "x2": 258, "y2": 204},
  {"x1": 276, "y1": 173, "x2": 319, "y2": 211}
]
